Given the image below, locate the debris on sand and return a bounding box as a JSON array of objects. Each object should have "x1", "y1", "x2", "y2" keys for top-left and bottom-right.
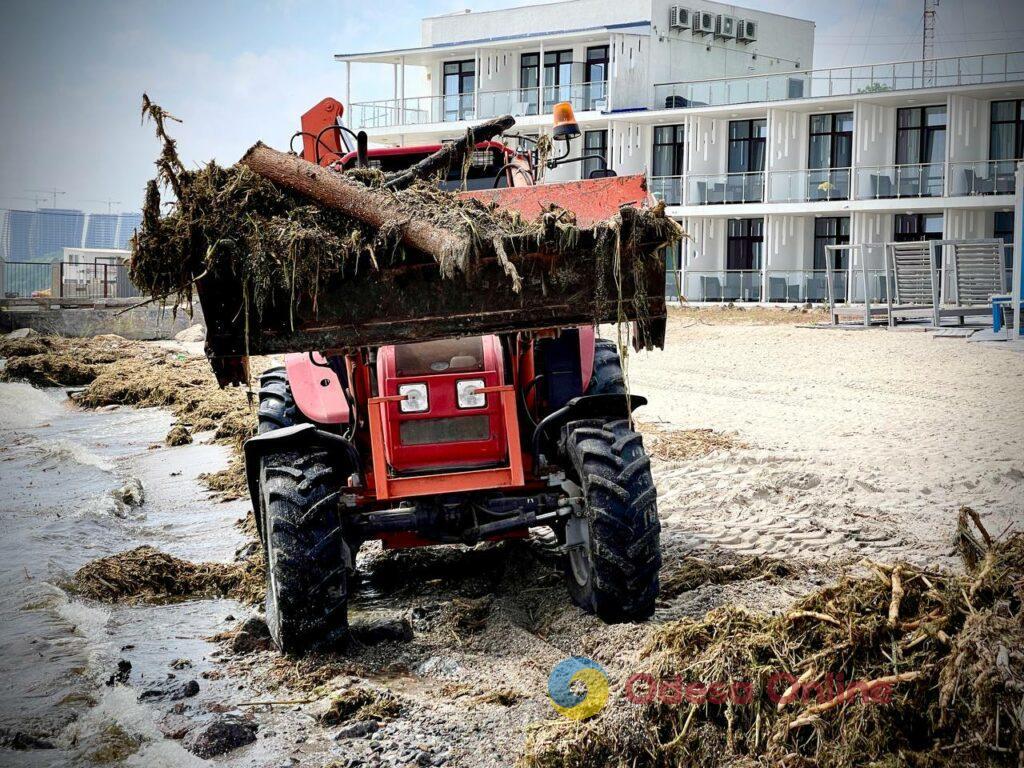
[
  {"x1": 639, "y1": 424, "x2": 745, "y2": 462},
  {"x1": 71, "y1": 546, "x2": 263, "y2": 605},
  {"x1": 165, "y1": 423, "x2": 192, "y2": 446},
  {"x1": 0, "y1": 353, "x2": 99, "y2": 387},
  {"x1": 181, "y1": 716, "x2": 257, "y2": 759},
  {"x1": 658, "y1": 554, "x2": 797, "y2": 601},
  {"x1": 319, "y1": 687, "x2": 403, "y2": 726},
  {"x1": 521, "y1": 509, "x2": 1023, "y2": 768}
]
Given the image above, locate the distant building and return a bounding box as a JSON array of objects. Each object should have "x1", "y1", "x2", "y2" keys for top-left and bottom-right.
[
  {"x1": 116, "y1": 212, "x2": 143, "y2": 250},
  {"x1": 31, "y1": 208, "x2": 85, "y2": 261},
  {"x1": 0, "y1": 209, "x2": 34, "y2": 262},
  {"x1": 83, "y1": 213, "x2": 119, "y2": 249}
]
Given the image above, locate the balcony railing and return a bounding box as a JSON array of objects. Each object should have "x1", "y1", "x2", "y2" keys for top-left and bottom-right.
[
  {"x1": 947, "y1": 159, "x2": 1020, "y2": 196},
  {"x1": 650, "y1": 176, "x2": 685, "y2": 206},
  {"x1": 683, "y1": 270, "x2": 762, "y2": 302},
  {"x1": 687, "y1": 172, "x2": 764, "y2": 205},
  {"x1": 767, "y1": 168, "x2": 851, "y2": 203},
  {"x1": 765, "y1": 270, "x2": 846, "y2": 303},
  {"x1": 1, "y1": 261, "x2": 141, "y2": 301},
  {"x1": 351, "y1": 80, "x2": 608, "y2": 130},
  {"x1": 654, "y1": 50, "x2": 1024, "y2": 110},
  {"x1": 853, "y1": 163, "x2": 945, "y2": 200}
]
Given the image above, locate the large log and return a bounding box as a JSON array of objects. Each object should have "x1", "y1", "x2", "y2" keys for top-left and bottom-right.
[{"x1": 240, "y1": 142, "x2": 469, "y2": 261}]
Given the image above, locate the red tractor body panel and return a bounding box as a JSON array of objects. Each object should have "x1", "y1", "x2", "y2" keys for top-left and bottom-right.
[{"x1": 285, "y1": 352, "x2": 349, "y2": 425}]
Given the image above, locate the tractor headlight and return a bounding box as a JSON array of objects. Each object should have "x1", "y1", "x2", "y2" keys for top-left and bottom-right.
[
  {"x1": 398, "y1": 383, "x2": 428, "y2": 413},
  {"x1": 456, "y1": 379, "x2": 486, "y2": 409}
]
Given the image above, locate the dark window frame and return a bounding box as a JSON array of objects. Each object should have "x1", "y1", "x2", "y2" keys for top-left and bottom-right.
[
  {"x1": 728, "y1": 118, "x2": 767, "y2": 174},
  {"x1": 543, "y1": 49, "x2": 574, "y2": 110},
  {"x1": 652, "y1": 125, "x2": 686, "y2": 178},
  {"x1": 994, "y1": 210, "x2": 1014, "y2": 268},
  {"x1": 808, "y1": 111, "x2": 853, "y2": 169},
  {"x1": 519, "y1": 53, "x2": 540, "y2": 115},
  {"x1": 813, "y1": 217, "x2": 851, "y2": 270},
  {"x1": 989, "y1": 99, "x2": 1024, "y2": 160},
  {"x1": 726, "y1": 217, "x2": 764, "y2": 271},
  {"x1": 893, "y1": 213, "x2": 943, "y2": 242},
  {"x1": 442, "y1": 59, "x2": 476, "y2": 121},
  {"x1": 582, "y1": 129, "x2": 608, "y2": 179},
  {"x1": 896, "y1": 105, "x2": 946, "y2": 165}
]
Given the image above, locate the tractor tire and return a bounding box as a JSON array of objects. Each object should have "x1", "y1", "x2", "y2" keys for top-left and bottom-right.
[
  {"x1": 561, "y1": 417, "x2": 660, "y2": 622},
  {"x1": 258, "y1": 449, "x2": 351, "y2": 653},
  {"x1": 587, "y1": 338, "x2": 626, "y2": 395},
  {"x1": 257, "y1": 366, "x2": 301, "y2": 434}
]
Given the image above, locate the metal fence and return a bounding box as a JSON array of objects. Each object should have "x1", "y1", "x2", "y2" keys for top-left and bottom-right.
[{"x1": 1, "y1": 261, "x2": 141, "y2": 300}]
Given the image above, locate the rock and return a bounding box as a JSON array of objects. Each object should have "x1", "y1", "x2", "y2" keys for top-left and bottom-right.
[
  {"x1": 138, "y1": 678, "x2": 199, "y2": 702},
  {"x1": 230, "y1": 616, "x2": 272, "y2": 653},
  {"x1": 182, "y1": 716, "x2": 257, "y2": 759},
  {"x1": 335, "y1": 720, "x2": 380, "y2": 740},
  {"x1": 4, "y1": 328, "x2": 37, "y2": 340},
  {"x1": 111, "y1": 478, "x2": 145, "y2": 508},
  {"x1": 169, "y1": 658, "x2": 193, "y2": 670},
  {"x1": 175, "y1": 324, "x2": 206, "y2": 343},
  {"x1": 350, "y1": 616, "x2": 413, "y2": 646},
  {"x1": 157, "y1": 712, "x2": 192, "y2": 740},
  {"x1": 106, "y1": 658, "x2": 132, "y2": 686},
  {"x1": 165, "y1": 424, "x2": 193, "y2": 446},
  {"x1": 415, "y1": 657, "x2": 461, "y2": 679},
  {"x1": 0, "y1": 728, "x2": 54, "y2": 750},
  {"x1": 238, "y1": 616, "x2": 270, "y2": 637}
]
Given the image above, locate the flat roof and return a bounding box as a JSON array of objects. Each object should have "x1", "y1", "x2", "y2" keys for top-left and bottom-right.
[{"x1": 335, "y1": 21, "x2": 650, "y2": 63}]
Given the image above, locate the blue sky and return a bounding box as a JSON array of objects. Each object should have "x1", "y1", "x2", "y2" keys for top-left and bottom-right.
[{"x1": 0, "y1": 0, "x2": 1021, "y2": 213}]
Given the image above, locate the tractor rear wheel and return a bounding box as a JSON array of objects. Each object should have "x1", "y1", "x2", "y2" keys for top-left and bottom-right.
[
  {"x1": 258, "y1": 449, "x2": 351, "y2": 653},
  {"x1": 561, "y1": 417, "x2": 660, "y2": 622}
]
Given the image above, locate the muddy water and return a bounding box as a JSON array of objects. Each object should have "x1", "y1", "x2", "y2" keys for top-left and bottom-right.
[{"x1": 0, "y1": 381, "x2": 282, "y2": 766}]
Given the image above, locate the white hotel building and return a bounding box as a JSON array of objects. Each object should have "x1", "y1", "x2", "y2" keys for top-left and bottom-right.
[{"x1": 337, "y1": 0, "x2": 1024, "y2": 303}]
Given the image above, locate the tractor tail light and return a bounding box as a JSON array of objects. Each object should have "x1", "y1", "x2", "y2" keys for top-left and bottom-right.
[
  {"x1": 456, "y1": 379, "x2": 486, "y2": 409},
  {"x1": 398, "y1": 383, "x2": 428, "y2": 412}
]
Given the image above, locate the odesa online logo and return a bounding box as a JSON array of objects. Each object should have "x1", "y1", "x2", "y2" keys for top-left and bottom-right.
[{"x1": 547, "y1": 656, "x2": 610, "y2": 720}]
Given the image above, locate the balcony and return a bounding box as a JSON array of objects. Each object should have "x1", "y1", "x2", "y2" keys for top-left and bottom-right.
[
  {"x1": 682, "y1": 270, "x2": 763, "y2": 302},
  {"x1": 765, "y1": 270, "x2": 847, "y2": 303},
  {"x1": 766, "y1": 168, "x2": 851, "y2": 203},
  {"x1": 853, "y1": 163, "x2": 945, "y2": 200},
  {"x1": 947, "y1": 160, "x2": 1020, "y2": 196},
  {"x1": 653, "y1": 51, "x2": 1024, "y2": 111},
  {"x1": 650, "y1": 176, "x2": 684, "y2": 206},
  {"x1": 351, "y1": 80, "x2": 608, "y2": 130},
  {"x1": 687, "y1": 172, "x2": 764, "y2": 205}
]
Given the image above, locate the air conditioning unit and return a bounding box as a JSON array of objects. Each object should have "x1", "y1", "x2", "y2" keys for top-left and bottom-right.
[
  {"x1": 715, "y1": 14, "x2": 737, "y2": 39},
  {"x1": 669, "y1": 6, "x2": 691, "y2": 29},
  {"x1": 694, "y1": 11, "x2": 715, "y2": 35},
  {"x1": 737, "y1": 19, "x2": 758, "y2": 42}
]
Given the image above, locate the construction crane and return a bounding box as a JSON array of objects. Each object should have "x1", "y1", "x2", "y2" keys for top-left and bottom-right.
[
  {"x1": 922, "y1": 0, "x2": 939, "y2": 86},
  {"x1": 85, "y1": 199, "x2": 123, "y2": 214},
  {"x1": 25, "y1": 188, "x2": 66, "y2": 208}
]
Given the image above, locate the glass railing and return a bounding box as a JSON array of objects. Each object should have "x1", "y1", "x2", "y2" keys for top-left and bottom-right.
[
  {"x1": 854, "y1": 163, "x2": 945, "y2": 199},
  {"x1": 654, "y1": 51, "x2": 1024, "y2": 110},
  {"x1": 764, "y1": 270, "x2": 846, "y2": 303},
  {"x1": 352, "y1": 80, "x2": 608, "y2": 129},
  {"x1": 848, "y1": 269, "x2": 891, "y2": 304},
  {"x1": 683, "y1": 270, "x2": 762, "y2": 302},
  {"x1": 947, "y1": 159, "x2": 1020, "y2": 196},
  {"x1": 686, "y1": 172, "x2": 764, "y2": 204},
  {"x1": 666, "y1": 269, "x2": 683, "y2": 301},
  {"x1": 766, "y1": 168, "x2": 851, "y2": 203},
  {"x1": 650, "y1": 176, "x2": 685, "y2": 205}
]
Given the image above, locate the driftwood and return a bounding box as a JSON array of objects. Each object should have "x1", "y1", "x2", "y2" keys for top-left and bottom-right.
[
  {"x1": 240, "y1": 142, "x2": 469, "y2": 262},
  {"x1": 384, "y1": 114, "x2": 516, "y2": 190}
]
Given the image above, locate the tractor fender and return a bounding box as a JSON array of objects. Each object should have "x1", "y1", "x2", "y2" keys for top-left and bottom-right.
[
  {"x1": 243, "y1": 424, "x2": 360, "y2": 539},
  {"x1": 531, "y1": 393, "x2": 647, "y2": 466},
  {"x1": 285, "y1": 352, "x2": 350, "y2": 426}
]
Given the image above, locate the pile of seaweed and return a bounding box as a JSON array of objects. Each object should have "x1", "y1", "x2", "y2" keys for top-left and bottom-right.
[
  {"x1": 128, "y1": 98, "x2": 681, "y2": 332},
  {"x1": 521, "y1": 508, "x2": 1023, "y2": 768},
  {"x1": 71, "y1": 545, "x2": 263, "y2": 605}
]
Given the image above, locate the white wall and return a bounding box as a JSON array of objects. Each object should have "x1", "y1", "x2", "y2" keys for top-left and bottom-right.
[
  {"x1": 947, "y1": 94, "x2": 986, "y2": 164},
  {"x1": 610, "y1": 33, "x2": 652, "y2": 110},
  {"x1": 765, "y1": 215, "x2": 812, "y2": 270}
]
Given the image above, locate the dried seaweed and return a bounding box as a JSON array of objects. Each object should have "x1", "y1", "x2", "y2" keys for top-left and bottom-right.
[{"x1": 521, "y1": 508, "x2": 1023, "y2": 768}]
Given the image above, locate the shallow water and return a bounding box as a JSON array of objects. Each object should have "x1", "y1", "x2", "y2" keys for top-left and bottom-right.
[{"x1": 0, "y1": 381, "x2": 262, "y2": 766}]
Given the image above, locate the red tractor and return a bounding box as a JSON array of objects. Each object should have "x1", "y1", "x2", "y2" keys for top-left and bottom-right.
[{"x1": 238, "y1": 99, "x2": 663, "y2": 653}]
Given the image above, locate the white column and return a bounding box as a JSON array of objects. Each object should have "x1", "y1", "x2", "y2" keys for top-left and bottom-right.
[
  {"x1": 399, "y1": 56, "x2": 406, "y2": 126},
  {"x1": 474, "y1": 49, "x2": 480, "y2": 118},
  {"x1": 538, "y1": 41, "x2": 545, "y2": 116},
  {"x1": 1013, "y1": 162, "x2": 1022, "y2": 338},
  {"x1": 345, "y1": 62, "x2": 351, "y2": 110}
]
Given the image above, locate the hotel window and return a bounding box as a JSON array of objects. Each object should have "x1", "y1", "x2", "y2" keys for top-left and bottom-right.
[
  {"x1": 728, "y1": 119, "x2": 767, "y2": 174},
  {"x1": 582, "y1": 130, "x2": 608, "y2": 179},
  {"x1": 994, "y1": 211, "x2": 1014, "y2": 270},
  {"x1": 726, "y1": 218, "x2": 764, "y2": 271},
  {"x1": 652, "y1": 125, "x2": 686, "y2": 178},
  {"x1": 808, "y1": 112, "x2": 853, "y2": 169},
  {"x1": 896, "y1": 106, "x2": 946, "y2": 165},
  {"x1": 990, "y1": 100, "x2": 1024, "y2": 160},
  {"x1": 894, "y1": 213, "x2": 943, "y2": 242},
  {"x1": 813, "y1": 217, "x2": 851, "y2": 270},
  {"x1": 442, "y1": 60, "x2": 475, "y2": 122},
  {"x1": 544, "y1": 50, "x2": 573, "y2": 109},
  {"x1": 584, "y1": 46, "x2": 609, "y2": 109},
  {"x1": 519, "y1": 53, "x2": 540, "y2": 115}
]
